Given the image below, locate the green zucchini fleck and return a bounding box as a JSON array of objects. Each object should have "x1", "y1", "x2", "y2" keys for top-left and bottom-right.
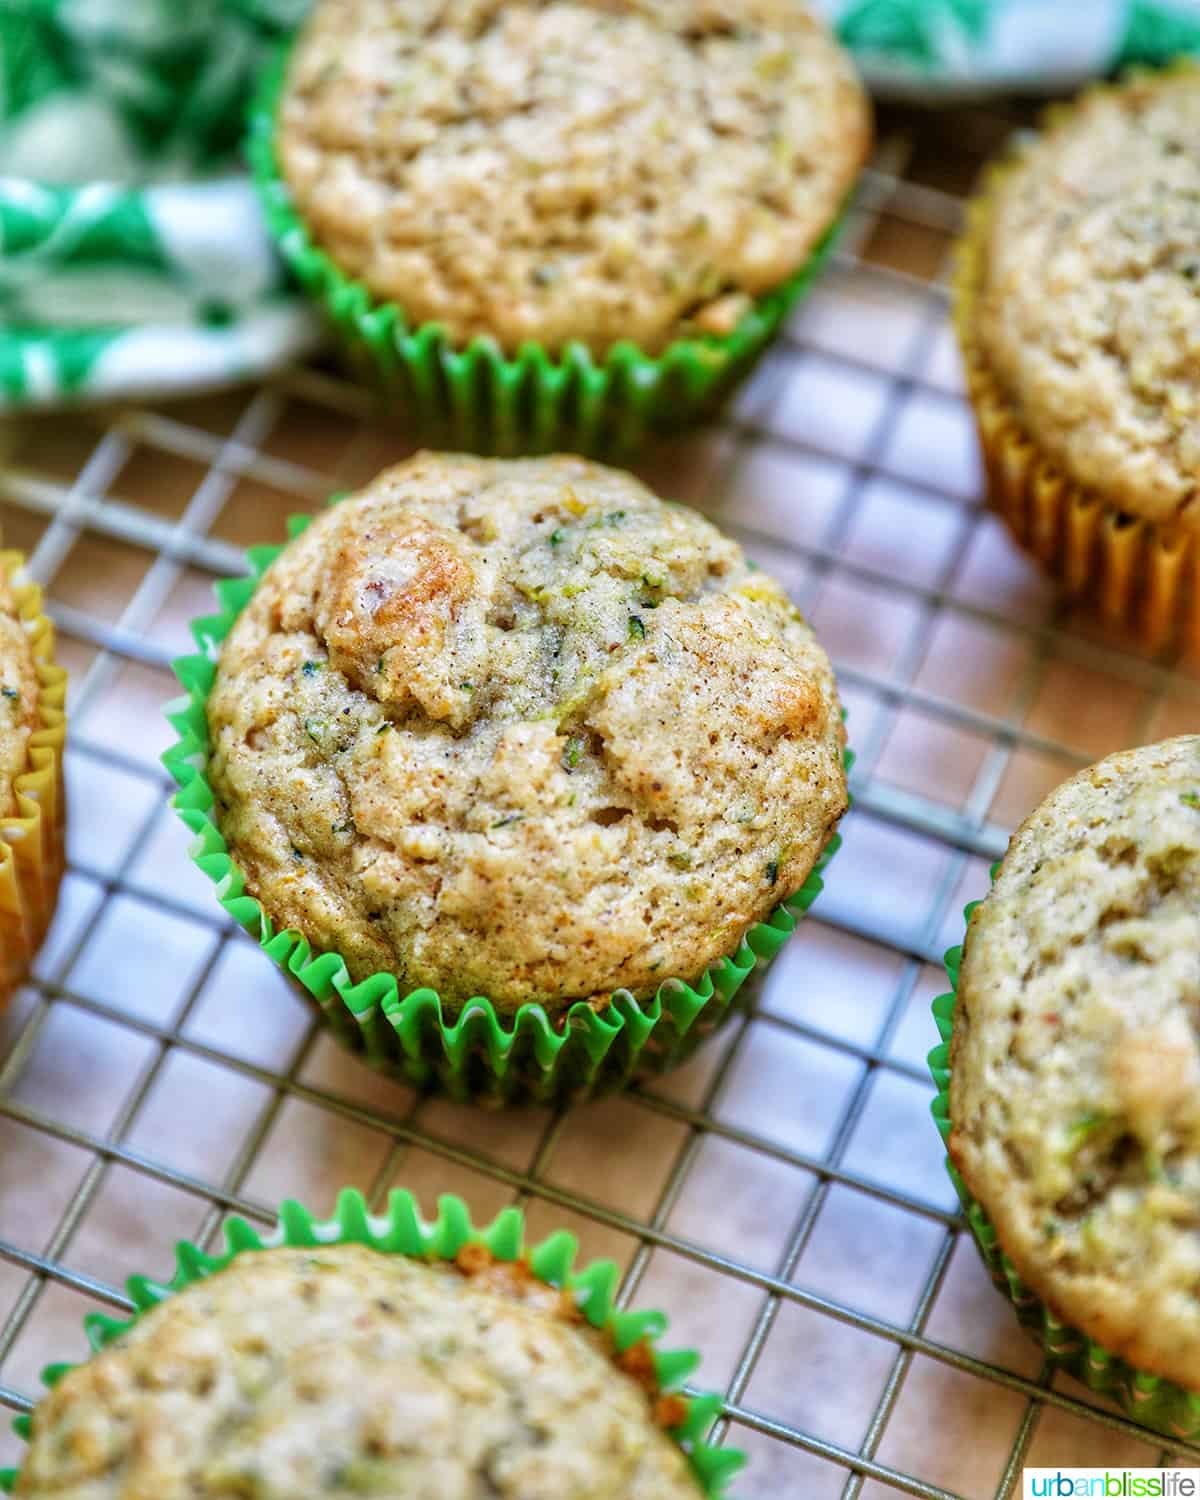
[
  {"x1": 1065, "y1": 1112, "x2": 1110, "y2": 1156},
  {"x1": 332, "y1": 1457, "x2": 407, "y2": 1494},
  {"x1": 561, "y1": 732, "x2": 585, "y2": 772},
  {"x1": 1080, "y1": 1213, "x2": 1103, "y2": 1255},
  {"x1": 628, "y1": 615, "x2": 645, "y2": 641}
]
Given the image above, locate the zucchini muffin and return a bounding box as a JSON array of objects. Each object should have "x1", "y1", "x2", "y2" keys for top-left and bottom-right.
[
  {"x1": 205, "y1": 452, "x2": 847, "y2": 1015},
  {"x1": 0, "y1": 550, "x2": 66, "y2": 1007},
  {"x1": 13, "y1": 1241, "x2": 706, "y2": 1499},
  {"x1": 948, "y1": 736, "x2": 1200, "y2": 1389},
  {"x1": 957, "y1": 67, "x2": 1200, "y2": 645},
  {"x1": 276, "y1": 0, "x2": 870, "y2": 357}
]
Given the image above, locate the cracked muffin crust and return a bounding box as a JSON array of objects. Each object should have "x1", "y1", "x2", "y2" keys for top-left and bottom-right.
[
  {"x1": 975, "y1": 68, "x2": 1200, "y2": 526},
  {"x1": 0, "y1": 564, "x2": 40, "y2": 824},
  {"x1": 276, "y1": 0, "x2": 869, "y2": 356},
  {"x1": 949, "y1": 736, "x2": 1200, "y2": 1388},
  {"x1": 206, "y1": 452, "x2": 847, "y2": 1015},
  {"x1": 14, "y1": 1242, "x2": 705, "y2": 1500},
  {"x1": 0, "y1": 556, "x2": 55, "y2": 1007}
]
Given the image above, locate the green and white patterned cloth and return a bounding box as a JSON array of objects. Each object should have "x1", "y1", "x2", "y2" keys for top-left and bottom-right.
[
  {"x1": 4, "y1": 0, "x2": 1200, "y2": 410},
  {"x1": 0, "y1": 0, "x2": 321, "y2": 409},
  {"x1": 814, "y1": 0, "x2": 1200, "y2": 97}
]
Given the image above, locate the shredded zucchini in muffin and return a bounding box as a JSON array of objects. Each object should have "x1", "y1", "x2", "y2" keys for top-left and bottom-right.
[
  {"x1": 978, "y1": 70, "x2": 1200, "y2": 523},
  {"x1": 15, "y1": 1243, "x2": 704, "y2": 1500},
  {"x1": 278, "y1": 0, "x2": 869, "y2": 355},
  {"x1": 951, "y1": 737, "x2": 1200, "y2": 1388},
  {"x1": 206, "y1": 453, "x2": 846, "y2": 1013}
]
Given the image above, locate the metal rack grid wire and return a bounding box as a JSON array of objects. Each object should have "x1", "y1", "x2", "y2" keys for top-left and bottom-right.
[{"x1": 1, "y1": 96, "x2": 1199, "y2": 1499}]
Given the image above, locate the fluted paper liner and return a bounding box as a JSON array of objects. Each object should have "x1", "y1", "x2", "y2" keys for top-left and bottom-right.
[
  {"x1": 162, "y1": 509, "x2": 845, "y2": 1106},
  {"x1": 0, "y1": 551, "x2": 66, "y2": 1007},
  {"x1": 248, "y1": 46, "x2": 849, "y2": 458},
  {"x1": 928, "y1": 880, "x2": 1200, "y2": 1440},
  {"x1": 955, "y1": 79, "x2": 1200, "y2": 653},
  {"x1": 0, "y1": 1187, "x2": 744, "y2": 1497}
]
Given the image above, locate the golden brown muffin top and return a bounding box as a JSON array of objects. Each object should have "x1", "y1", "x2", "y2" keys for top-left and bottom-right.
[
  {"x1": 277, "y1": 0, "x2": 869, "y2": 355},
  {"x1": 206, "y1": 452, "x2": 846, "y2": 1014},
  {"x1": 15, "y1": 1242, "x2": 704, "y2": 1500},
  {"x1": 977, "y1": 69, "x2": 1200, "y2": 526},
  {"x1": 0, "y1": 561, "x2": 41, "y2": 821},
  {"x1": 950, "y1": 736, "x2": 1200, "y2": 1387}
]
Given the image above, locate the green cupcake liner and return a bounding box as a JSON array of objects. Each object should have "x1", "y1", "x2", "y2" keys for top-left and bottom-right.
[
  {"x1": 928, "y1": 877, "x2": 1200, "y2": 1441},
  {"x1": 0, "y1": 1186, "x2": 744, "y2": 1498},
  {"x1": 246, "y1": 44, "x2": 850, "y2": 458},
  {"x1": 162, "y1": 505, "x2": 847, "y2": 1107}
]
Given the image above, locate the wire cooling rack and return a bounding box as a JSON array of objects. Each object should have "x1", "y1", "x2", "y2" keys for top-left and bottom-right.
[{"x1": 1, "y1": 97, "x2": 1199, "y2": 1499}]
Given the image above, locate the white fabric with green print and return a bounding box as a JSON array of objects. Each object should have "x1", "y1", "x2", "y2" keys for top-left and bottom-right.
[
  {"x1": 4, "y1": 0, "x2": 1200, "y2": 410},
  {"x1": 0, "y1": 0, "x2": 321, "y2": 409},
  {"x1": 812, "y1": 0, "x2": 1200, "y2": 95}
]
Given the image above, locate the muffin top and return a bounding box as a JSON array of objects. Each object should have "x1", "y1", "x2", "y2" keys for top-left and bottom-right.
[
  {"x1": 277, "y1": 0, "x2": 869, "y2": 356},
  {"x1": 207, "y1": 453, "x2": 846, "y2": 1014},
  {"x1": 0, "y1": 561, "x2": 41, "y2": 821},
  {"x1": 976, "y1": 69, "x2": 1200, "y2": 526},
  {"x1": 949, "y1": 736, "x2": 1200, "y2": 1387},
  {"x1": 14, "y1": 1242, "x2": 703, "y2": 1500}
]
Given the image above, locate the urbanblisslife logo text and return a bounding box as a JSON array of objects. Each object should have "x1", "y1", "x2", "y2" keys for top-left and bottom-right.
[{"x1": 1024, "y1": 1472, "x2": 1200, "y2": 1497}]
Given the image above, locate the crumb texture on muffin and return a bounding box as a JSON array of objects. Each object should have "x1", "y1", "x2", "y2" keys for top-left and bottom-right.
[
  {"x1": 277, "y1": 0, "x2": 869, "y2": 355},
  {"x1": 206, "y1": 453, "x2": 846, "y2": 1013},
  {"x1": 14, "y1": 1243, "x2": 703, "y2": 1500},
  {"x1": 0, "y1": 563, "x2": 41, "y2": 821},
  {"x1": 977, "y1": 69, "x2": 1200, "y2": 525},
  {"x1": 950, "y1": 736, "x2": 1200, "y2": 1387}
]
